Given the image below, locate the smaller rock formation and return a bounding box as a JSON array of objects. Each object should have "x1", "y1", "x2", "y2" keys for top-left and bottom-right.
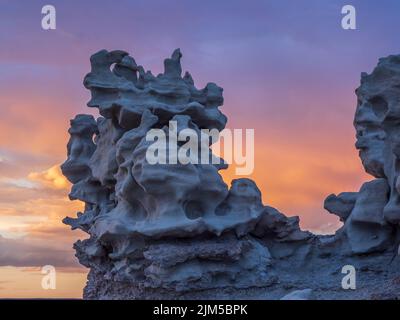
[
  {"x1": 324, "y1": 55, "x2": 400, "y2": 255},
  {"x1": 324, "y1": 192, "x2": 357, "y2": 222}
]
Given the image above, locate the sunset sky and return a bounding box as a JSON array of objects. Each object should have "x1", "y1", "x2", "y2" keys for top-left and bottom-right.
[{"x1": 1, "y1": 0, "x2": 400, "y2": 298}]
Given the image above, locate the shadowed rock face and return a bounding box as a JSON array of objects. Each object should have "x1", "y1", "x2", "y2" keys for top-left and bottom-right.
[
  {"x1": 62, "y1": 49, "x2": 310, "y2": 299},
  {"x1": 324, "y1": 192, "x2": 358, "y2": 222},
  {"x1": 355, "y1": 56, "x2": 400, "y2": 224},
  {"x1": 324, "y1": 55, "x2": 400, "y2": 255},
  {"x1": 63, "y1": 50, "x2": 400, "y2": 300}
]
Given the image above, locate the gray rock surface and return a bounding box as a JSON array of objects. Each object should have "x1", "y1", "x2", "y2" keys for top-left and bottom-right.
[
  {"x1": 325, "y1": 55, "x2": 400, "y2": 255},
  {"x1": 324, "y1": 192, "x2": 357, "y2": 222},
  {"x1": 62, "y1": 50, "x2": 400, "y2": 300},
  {"x1": 355, "y1": 55, "x2": 400, "y2": 224},
  {"x1": 62, "y1": 49, "x2": 308, "y2": 299},
  {"x1": 280, "y1": 289, "x2": 313, "y2": 300}
]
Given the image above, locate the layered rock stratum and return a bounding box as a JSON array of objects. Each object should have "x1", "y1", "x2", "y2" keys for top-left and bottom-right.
[{"x1": 62, "y1": 50, "x2": 400, "y2": 299}]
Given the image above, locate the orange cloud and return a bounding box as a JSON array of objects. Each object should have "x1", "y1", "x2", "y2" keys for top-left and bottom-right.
[{"x1": 28, "y1": 165, "x2": 69, "y2": 190}]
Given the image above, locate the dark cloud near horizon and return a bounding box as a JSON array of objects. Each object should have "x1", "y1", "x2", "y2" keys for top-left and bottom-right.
[{"x1": 0, "y1": 235, "x2": 81, "y2": 268}]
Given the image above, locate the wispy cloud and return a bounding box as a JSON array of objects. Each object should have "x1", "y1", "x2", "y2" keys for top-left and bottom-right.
[
  {"x1": 0, "y1": 235, "x2": 80, "y2": 267},
  {"x1": 28, "y1": 165, "x2": 69, "y2": 190}
]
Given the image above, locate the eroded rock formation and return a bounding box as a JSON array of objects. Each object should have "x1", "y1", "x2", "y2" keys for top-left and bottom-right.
[
  {"x1": 62, "y1": 49, "x2": 310, "y2": 299},
  {"x1": 325, "y1": 55, "x2": 400, "y2": 255}
]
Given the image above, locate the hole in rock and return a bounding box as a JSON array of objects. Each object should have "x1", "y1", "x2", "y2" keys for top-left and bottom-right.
[
  {"x1": 215, "y1": 202, "x2": 230, "y2": 216},
  {"x1": 184, "y1": 200, "x2": 204, "y2": 219},
  {"x1": 369, "y1": 96, "x2": 388, "y2": 119}
]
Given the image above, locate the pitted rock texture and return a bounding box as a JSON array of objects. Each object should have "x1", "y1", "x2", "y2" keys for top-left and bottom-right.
[
  {"x1": 62, "y1": 49, "x2": 309, "y2": 299},
  {"x1": 326, "y1": 55, "x2": 400, "y2": 255},
  {"x1": 84, "y1": 49, "x2": 227, "y2": 131},
  {"x1": 63, "y1": 50, "x2": 400, "y2": 300}
]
